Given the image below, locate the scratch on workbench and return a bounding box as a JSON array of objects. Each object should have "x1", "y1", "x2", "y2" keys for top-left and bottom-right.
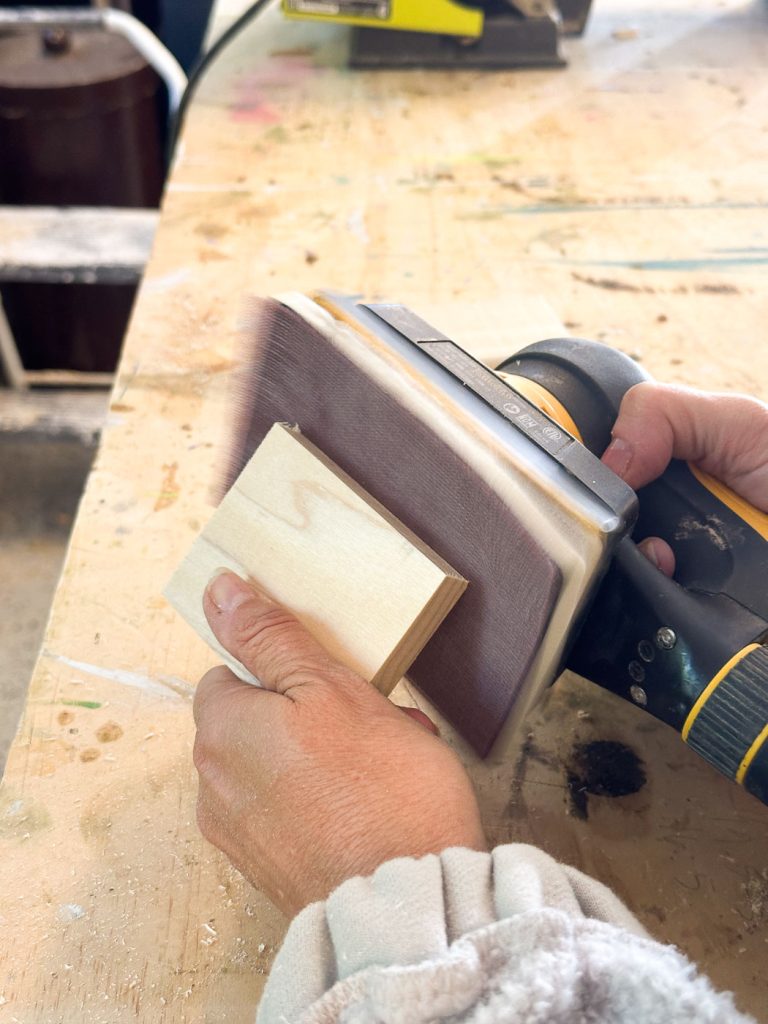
[
  {"x1": 42, "y1": 652, "x2": 194, "y2": 701},
  {"x1": 144, "y1": 268, "x2": 191, "y2": 293},
  {"x1": 561, "y1": 256, "x2": 768, "y2": 272},
  {"x1": 346, "y1": 208, "x2": 369, "y2": 245},
  {"x1": 166, "y1": 183, "x2": 252, "y2": 194},
  {"x1": 459, "y1": 200, "x2": 768, "y2": 219}
]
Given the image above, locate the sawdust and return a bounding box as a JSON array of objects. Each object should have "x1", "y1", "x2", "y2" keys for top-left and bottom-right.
[
  {"x1": 739, "y1": 868, "x2": 768, "y2": 933},
  {"x1": 0, "y1": 791, "x2": 52, "y2": 837},
  {"x1": 674, "y1": 513, "x2": 730, "y2": 550}
]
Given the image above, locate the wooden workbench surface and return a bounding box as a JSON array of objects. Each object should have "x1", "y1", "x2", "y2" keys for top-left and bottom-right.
[{"x1": 2, "y1": 2, "x2": 767, "y2": 1020}]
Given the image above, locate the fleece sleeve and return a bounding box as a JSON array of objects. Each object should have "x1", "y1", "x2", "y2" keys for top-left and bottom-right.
[{"x1": 255, "y1": 843, "x2": 754, "y2": 1024}]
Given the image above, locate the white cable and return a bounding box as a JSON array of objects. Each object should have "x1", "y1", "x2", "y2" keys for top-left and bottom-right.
[{"x1": 100, "y1": 9, "x2": 187, "y2": 119}]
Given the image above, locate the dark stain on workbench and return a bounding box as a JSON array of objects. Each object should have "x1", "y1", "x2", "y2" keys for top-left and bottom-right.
[{"x1": 566, "y1": 740, "x2": 647, "y2": 820}]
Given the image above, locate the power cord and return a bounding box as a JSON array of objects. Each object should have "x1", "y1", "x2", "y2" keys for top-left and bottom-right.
[{"x1": 168, "y1": 0, "x2": 276, "y2": 161}]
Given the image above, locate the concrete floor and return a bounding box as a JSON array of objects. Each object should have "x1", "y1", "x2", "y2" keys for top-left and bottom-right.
[
  {"x1": 0, "y1": 536, "x2": 69, "y2": 769},
  {"x1": 0, "y1": 392, "x2": 104, "y2": 773}
]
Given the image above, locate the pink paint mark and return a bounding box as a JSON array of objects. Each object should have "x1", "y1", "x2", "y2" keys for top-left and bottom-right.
[
  {"x1": 230, "y1": 56, "x2": 318, "y2": 125},
  {"x1": 257, "y1": 55, "x2": 319, "y2": 86},
  {"x1": 231, "y1": 94, "x2": 281, "y2": 124}
]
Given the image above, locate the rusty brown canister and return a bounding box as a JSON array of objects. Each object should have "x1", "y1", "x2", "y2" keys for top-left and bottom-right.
[{"x1": 0, "y1": 23, "x2": 164, "y2": 371}]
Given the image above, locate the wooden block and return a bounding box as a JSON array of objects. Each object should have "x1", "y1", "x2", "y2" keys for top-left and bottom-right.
[{"x1": 165, "y1": 423, "x2": 467, "y2": 694}]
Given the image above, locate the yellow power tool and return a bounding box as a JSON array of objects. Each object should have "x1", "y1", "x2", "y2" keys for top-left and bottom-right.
[{"x1": 281, "y1": 0, "x2": 593, "y2": 68}]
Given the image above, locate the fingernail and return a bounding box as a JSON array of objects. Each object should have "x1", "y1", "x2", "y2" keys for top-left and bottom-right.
[
  {"x1": 602, "y1": 437, "x2": 633, "y2": 480},
  {"x1": 207, "y1": 570, "x2": 253, "y2": 613},
  {"x1": 640, "y1": 538, "x2": 661, "y2": 569}
]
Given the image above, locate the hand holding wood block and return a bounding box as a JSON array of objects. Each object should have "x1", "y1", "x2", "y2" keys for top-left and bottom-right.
[{"x1": 165, "y1": 423, "x2": 467, "y2": 694}]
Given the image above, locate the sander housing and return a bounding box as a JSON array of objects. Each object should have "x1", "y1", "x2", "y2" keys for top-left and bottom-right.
[{"x1": 227, "y1": 292, "x2": 768, "y2": 807}]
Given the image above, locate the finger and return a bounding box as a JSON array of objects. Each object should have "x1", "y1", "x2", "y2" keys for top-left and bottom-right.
[
  {"x1": 638, "y1": 536, "x2": 675, "y2": 578},
  {"x1": 601, "y1": 382, "x2": 768, "y2": 508},
  {"x1": 203, "y1": 571, "x2": 358, "y2": 697},
  {"x1": 397, "y1": 705, "x2": 440, "y2": 736}
]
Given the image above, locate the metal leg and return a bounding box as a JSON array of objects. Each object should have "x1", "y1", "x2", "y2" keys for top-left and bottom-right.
[{"x1": 0, "y1": 295, "x2": 27, "y2": 391}]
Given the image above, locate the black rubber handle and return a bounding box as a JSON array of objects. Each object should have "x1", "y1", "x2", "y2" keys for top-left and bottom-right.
[
  {"x1": 567, "y1": 540, "x2": 768, "y2": 801},
  {"x1": 500, "y1": 338, "x2": 768, "y2": 805},
  {"x1": 497, "y1": 337, "x2": 650, "y2": 453}
]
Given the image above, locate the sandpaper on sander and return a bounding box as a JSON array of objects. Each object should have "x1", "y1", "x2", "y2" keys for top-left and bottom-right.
[{"x1": 228, "y1": 291, "x2": 768, "y2": 805}]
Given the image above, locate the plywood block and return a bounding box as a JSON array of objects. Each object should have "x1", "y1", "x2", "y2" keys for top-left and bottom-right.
[{"x1": 165, "y1": 423, "x2": 467, "y2": 693}]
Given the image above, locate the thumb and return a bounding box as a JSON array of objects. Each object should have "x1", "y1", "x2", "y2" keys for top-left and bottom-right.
[
  {"x1": 601, "y1": 381, "x2": 768, "y2": 508},
  {"x1": 203, "y1": 571, "x2": 350, "y2": 697}
]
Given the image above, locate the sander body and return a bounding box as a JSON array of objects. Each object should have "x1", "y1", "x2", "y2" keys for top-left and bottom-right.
[
  {"x1": 281, "y1": 0, "x2": 593, "y2": 69},
  {"x1": 231, "y1": 292, "x2": 768, "y2": 806}
]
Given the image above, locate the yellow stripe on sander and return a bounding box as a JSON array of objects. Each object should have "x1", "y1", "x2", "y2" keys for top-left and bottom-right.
[
  {"x1": 737, "y1": 717, "x2": 768, "y2": 784},
  {"x1": 682, "y1": 643, "x2": 761, "y2": 743},
  {"x1": 690, "y1": 465, "x2": 768, "y2": 542},
  {"x1": 497, "y1": 373, "x2": 584, "y2": 443}
]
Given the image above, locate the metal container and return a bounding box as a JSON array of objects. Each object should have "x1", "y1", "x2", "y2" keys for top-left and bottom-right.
[{"x1": 0, "y1": 23, "x2": 164, "y2": 372}]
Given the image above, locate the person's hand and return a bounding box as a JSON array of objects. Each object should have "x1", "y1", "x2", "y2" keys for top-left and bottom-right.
[
  {"x1": 193, "y1": 572, "x2": 487, "y2": 917},
  {"x1": 602, "y1": 381, "x2": 768, "y2": 575}
]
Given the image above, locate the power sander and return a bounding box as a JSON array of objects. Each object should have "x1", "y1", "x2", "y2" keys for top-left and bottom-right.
[
  {"x1": 281, "y1": 0, "x2": 593, "y2": 68},
  {"x1": 224, "y1": 292, "x2": 768, "y2": 807}
]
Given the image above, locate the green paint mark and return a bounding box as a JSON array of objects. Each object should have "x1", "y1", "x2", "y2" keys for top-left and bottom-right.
[
  {"x1": 481, "y1": 156, "x2": 514, "y2": 169},
  {"x1": 264, "y1": 125, "x2": 289, "y2": 144},
  {"x1": 61, "y1": 699, "x2": 102, "y2": 710}
]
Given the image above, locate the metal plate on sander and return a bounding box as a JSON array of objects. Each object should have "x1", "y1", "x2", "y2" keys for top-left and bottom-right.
[{"x1": 229, "y1": 300, "x2": 561, "y2": 756}]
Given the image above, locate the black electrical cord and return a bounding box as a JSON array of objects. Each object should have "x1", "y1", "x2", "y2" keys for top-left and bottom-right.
[{"x1": 167, "y1": 0, "x2": 275, "y2": 161}]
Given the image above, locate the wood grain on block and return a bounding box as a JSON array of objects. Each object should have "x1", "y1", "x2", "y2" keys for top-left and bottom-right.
[
  {"x1": 165, "y1": 423, "x2": 467, "y2": 694},
  {"x1": 228, "y1": 299, "x2": 564, "y2": 756}
]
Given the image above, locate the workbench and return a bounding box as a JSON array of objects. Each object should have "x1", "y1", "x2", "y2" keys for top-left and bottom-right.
[{"x1": 2, "y1": 2, "x2": 768, "y2": 1020}]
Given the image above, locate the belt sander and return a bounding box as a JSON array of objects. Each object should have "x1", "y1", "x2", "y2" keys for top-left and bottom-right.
[
  {"x1": 281, "y1": 0, "x2": 593, "y2": 68},
  {"x1": 221, "y1": 291, "x2": 768, "y2": 807}
]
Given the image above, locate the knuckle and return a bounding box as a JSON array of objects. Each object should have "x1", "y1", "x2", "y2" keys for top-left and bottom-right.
[
  {"x1": 233, "y1": 607, "x2": 340, "y2": 689},
  {"x1": 624, "y1": 380, "x2": 663, "y2": 416},
  {"x1": 234, "y1": 606, "x2": 301, "y2": 660},
  {"x1": 321, "y1": 666, "x2": 371, "y2": 706},
  {"x1": 291, "y1": 659, "x2": 350, "y2": 691}
]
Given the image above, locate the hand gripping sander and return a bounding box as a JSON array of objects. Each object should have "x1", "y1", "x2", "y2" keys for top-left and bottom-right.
[{"x1": 228, "y1": 292, "x2": 768, "y2": 806}]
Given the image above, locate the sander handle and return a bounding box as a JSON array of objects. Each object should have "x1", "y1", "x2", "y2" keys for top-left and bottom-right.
[{"x1": 499, "y1": 339, "x2": 768, "y2": 806}]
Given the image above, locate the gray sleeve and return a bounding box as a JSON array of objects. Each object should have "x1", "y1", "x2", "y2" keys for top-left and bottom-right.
[{"x1": 256, "y1": 844, "x2": 754, "y2": 1024}]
